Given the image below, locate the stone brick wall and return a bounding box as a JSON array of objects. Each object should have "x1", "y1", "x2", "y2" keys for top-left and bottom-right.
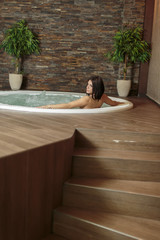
[{"x1": 0, "y1": 0, "x2": 145, "y2": 95}]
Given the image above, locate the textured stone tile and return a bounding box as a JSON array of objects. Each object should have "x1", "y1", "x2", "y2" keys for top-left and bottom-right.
[{"x1": 0, "y1": 0, "x2": 145, "y2": 95}]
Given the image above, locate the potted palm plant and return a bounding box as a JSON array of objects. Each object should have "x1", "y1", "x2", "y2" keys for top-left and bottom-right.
[
  {"x1": 0, "y1": 20, "x2": 40, "y2": 90},
  {"x1": 105, "y1": 25, "x2": 151, "y2": 97}
]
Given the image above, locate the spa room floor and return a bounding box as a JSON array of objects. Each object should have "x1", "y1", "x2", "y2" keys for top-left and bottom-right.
[
  {"x1": 0, "y1": 96, "x2": 159, "y2": 159},
  {"x1": 0, "y1": 96, "x2": 160, "y2": 240}
]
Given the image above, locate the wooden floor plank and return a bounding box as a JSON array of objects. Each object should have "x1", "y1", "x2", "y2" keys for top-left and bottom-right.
[{"x1": 0, "y1": 97, "x2": 159, "y2": 158}]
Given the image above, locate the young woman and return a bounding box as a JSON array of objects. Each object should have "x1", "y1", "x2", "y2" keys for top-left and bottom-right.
[{"x1": 38, "y1": 76, "x2": 122, "y2": 109}]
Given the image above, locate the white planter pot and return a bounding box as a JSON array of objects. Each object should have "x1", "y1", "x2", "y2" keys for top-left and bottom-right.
[
  {"x1": 117, "y1": 80, "x2": 131, "y2": 97},
  {"x1": 9, "y1": 73, "x2": 23, "y2": 90}
]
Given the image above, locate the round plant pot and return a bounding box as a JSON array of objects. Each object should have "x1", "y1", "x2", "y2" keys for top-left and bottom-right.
[
  {"x1": 9, "y1": 73, "x2": 23, "y2": 90},
  {"x1": 117, "y1": 80, "x2": 131, "y2": 97}
]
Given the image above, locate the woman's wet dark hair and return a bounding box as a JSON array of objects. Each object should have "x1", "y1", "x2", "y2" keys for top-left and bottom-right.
[{"x1": 88, "y1": 76, "x2": 105, "y2": 100}]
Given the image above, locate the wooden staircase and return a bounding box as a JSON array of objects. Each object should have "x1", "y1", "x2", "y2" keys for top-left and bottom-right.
[{"x1": 45, "y1": 129, "x2": 160, "y2": 240}]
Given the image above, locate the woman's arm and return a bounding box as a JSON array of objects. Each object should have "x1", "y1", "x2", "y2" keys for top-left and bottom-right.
[
  {"x1": 37, "y1": 96, "x2": 89, "y2": 109},
  {"x1": 101, "y1": 94, "x2": 123, "y2": 106}
]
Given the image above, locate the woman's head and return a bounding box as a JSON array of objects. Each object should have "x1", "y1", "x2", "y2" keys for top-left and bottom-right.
[{"x1": 86, "y1": 76, "x2": 105, "y2": 100}]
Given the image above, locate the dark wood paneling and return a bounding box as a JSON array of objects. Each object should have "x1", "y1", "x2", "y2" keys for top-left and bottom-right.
[
  {"x1": 138, "y1": 0, "x2": 155, "y2": 95},
  {"x1": 0, "y1": 136, "x2": 75, "y2": 240},
  {"x1": 26, "y1": 138, "x2": 74, "y2": 240},
  {"x1": 0, "y1": 154, "x2": 27, "y2": 240}
]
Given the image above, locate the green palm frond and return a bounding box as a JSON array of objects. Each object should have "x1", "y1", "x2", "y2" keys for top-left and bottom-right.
[
  {"x1": 105, "y1": 26, "x2": 151, "y2": 80},
  {"x1": 0, "y1": 20, "x2": 40, "y2": 73}
]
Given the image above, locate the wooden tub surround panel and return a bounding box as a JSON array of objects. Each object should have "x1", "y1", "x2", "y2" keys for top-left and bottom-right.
[
  {"x1": 0, "y1": 97, "x2": 160, "y2": 240},
  {"x1": 0, "y1": 136, "x2": 75, "y2": 240}
]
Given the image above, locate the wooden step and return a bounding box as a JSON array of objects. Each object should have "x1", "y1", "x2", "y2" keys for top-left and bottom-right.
[
  {"x1": 73, "y1": 147, "x2": 160, "y2": 161},
  {"x1": 53, "y1": 206, "x2": 160, "y2": 240},
  {"x1": 72, "y1": 148, "x2": 160, "y2": 181},
  {"x1": 42, "y1": 234, "x2": 67, "y2": 240},
  {"x1": 63, "y1": 178, "x2": 160, "y2": 220},
  {"x1": 75, "y1": 129, "x2": 160, "y2": 152}
]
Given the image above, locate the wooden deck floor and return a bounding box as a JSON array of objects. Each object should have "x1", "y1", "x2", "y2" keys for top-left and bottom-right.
[
  {"x1": 0, "y1": 96, "x2": 159, "y2": 240},
  {"x1": 0, "y1": 96, "x2": 159, "y2": 159}
]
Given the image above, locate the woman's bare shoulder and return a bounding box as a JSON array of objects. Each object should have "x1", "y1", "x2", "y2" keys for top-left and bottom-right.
[
  {"x1": 79, "y1": 95, "x2": 90, "y2": 104},
  {"x1": 81, "y1": 95, "x2": 90, "y2": 100}
]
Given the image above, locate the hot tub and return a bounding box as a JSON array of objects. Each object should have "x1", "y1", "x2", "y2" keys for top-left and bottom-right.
[{"x1": 0, "y1": 90, "x2": 133, "y2": 114}]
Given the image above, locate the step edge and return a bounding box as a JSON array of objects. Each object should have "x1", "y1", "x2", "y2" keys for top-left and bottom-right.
[
  {"x1": 64, "y1": 180, "x2": 160, "y2": 198},
  {"x1": 76, "y1": 128, "x2": 160, "y2": 136},
  {"x1": 54, "y1": 209, "x2": 139, "y2": 240},
  {"x1": 73, "y1": 154, "x2": 160, "y2": 162}
]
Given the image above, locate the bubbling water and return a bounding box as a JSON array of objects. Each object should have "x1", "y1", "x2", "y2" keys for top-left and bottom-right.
[{"x1": 0, "y1": 91, "x2": 84, "y2": 107}]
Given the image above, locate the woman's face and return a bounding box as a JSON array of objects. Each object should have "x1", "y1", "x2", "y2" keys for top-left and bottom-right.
[{"x1": 86, "y1": 80, "x2": 93, "y2": 95}]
